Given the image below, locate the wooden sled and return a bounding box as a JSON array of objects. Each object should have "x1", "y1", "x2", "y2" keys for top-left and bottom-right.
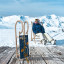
[{"x1": 15, "y1": 20, "x2": 29, "y2": 64}]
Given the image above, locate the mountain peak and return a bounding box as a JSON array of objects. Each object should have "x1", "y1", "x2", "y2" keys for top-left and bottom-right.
[{"x1": 50, "y1": 14, "x2": 57, "y2": 19}]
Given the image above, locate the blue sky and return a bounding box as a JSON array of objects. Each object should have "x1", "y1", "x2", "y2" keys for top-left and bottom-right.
[{"x1": 0, "y1": 0, "x2": 64, "y2": 17}]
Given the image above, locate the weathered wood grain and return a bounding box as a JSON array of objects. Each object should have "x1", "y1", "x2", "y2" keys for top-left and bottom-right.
[
  {"x1": 0, "y1": 46, "x2": 64, "y2": 64},
  {"x1": 46, "y1": 46, "x2": 64, "y2": 63},
  {"x1": 0, "y1": 47, "x2": 15, "y2": 64}
]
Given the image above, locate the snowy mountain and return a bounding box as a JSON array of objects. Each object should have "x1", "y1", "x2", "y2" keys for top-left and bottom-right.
[
  {"x1": 40, "y1": 14, "x2": 64, "y2": 28},
  {"x1": 0, "y1": 14, "x2": 64, "y2": 37},
  {"x1": 0, "y1": 14, "x2": 64, "y2": 47},
  {"x1": 0, "y1": 16, "x2": 2, "y2": 22},
  {"x1": 0, "y1": 15, "x2": 20, "y2": 29},
  {"x1": 0, "y1": 15, "x2": 30, "y2": 29},
  {"x1": 0, "y1": 14, "x2": 64, "y2": 36},
  {"x1": 0, "y1": 14, "x2": 64, "y2": 29},
  {"x1": 20, "y1": 15, "x2": 29, "y2": 22}
]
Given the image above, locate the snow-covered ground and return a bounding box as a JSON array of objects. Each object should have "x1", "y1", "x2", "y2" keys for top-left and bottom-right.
[{"x1": 0, "y1": 14, "x2": 64, "y2": 47}]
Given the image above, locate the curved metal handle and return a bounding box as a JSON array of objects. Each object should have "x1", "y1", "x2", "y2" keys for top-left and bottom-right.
[
  {"x1": 15, "y1": 20, "x2": 23, "y2": 58},
  {"x1": 24, "y1": 21, "x2": 29, "y2": 35}
]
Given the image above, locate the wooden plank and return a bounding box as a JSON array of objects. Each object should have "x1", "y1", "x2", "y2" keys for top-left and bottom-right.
[
  {"x1": 15, "y1": 59, "x2": 20, "y2": 64},
  {"x1": 17, "y1": 47, "x2": 46, "y2": 64},
  {"x1": 34, "y1": 47, "x2": 46, "y2": 64},
  {"x1": 8, "y1": 54, "x2": 17, "y2": 64},
  {"x1": 46, "y1": 46, "x2": 64, "y2": 62},
  {"x1": 54, "y1": 46, "x2": 64, "y2": 62},
  {"x1": 0, "y1": 47, "x2": 10, "y2": 53},
  {"x1": 0, "y1": 47, "x2": 11, "y2": 59},
  {"x1": 0, "y1": 47, "x2": 12, "y2": 63},
  {"x1": 46, "y1": 46, "x2": 64, "y2": 64},
  {"x1": 6, "y1": 46, "x2": 64, "y2": 64},
  {"x1": 39, "y1": 47, "x2": 58, "y2": 64},
  {"x1": 29, "y1": 47, "x2": 37, "y2": 64},
  {"x1": 0, "y1": 48, "x2": 15, "y2": 64}
]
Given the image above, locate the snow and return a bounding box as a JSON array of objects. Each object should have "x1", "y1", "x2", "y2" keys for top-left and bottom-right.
[
  {"x1": 2, "y1": 15, "x2": 20, "y2": 24},
  {"x1": 0, "y1": 14, "x2": 64, "y2": 47},
  {"x1": 0, "y1": 29, "x2": 15, "y2": 47}
]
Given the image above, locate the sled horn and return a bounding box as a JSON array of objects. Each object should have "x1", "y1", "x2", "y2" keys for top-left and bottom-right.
[
  {"x1": 15, "y1": 20, "x2": 23, "y2": 58},
  {"x1": 24, "y1": 21, "x2": 29, "y2": 35}
]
